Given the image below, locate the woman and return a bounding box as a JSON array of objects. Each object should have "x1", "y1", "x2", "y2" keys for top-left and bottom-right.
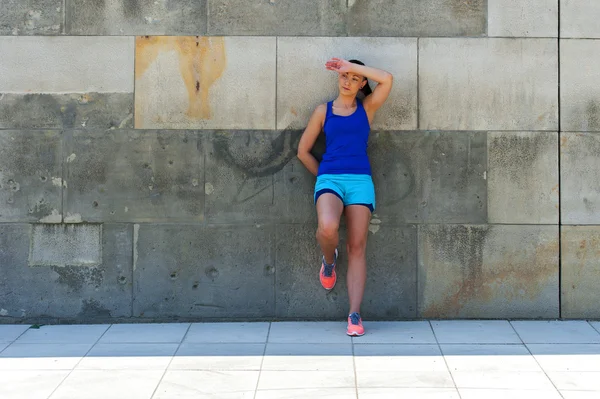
[{"x1": 297, "y1": 58, "x2": 393, "y2": 336}]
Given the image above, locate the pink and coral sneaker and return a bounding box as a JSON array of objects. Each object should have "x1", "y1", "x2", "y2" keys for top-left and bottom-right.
[
  {"x1": 319, "y1": 248, "x2": 339, "y2": 290},
  {"x1": 347, "y1": 312, "x2": 365, "y2": 336}
]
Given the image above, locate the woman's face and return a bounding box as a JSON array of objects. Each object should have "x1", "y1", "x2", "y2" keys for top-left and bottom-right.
[{"x1": 338, "y1": 72, "x2": 365, "y2": 96}]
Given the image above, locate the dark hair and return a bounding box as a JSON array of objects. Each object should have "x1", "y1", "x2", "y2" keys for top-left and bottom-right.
[{"x1": 349, "y1": 59, "x2": 372, "y2": 98}]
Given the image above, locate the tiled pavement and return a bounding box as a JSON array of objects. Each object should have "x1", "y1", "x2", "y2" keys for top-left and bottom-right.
[{"x1": 1, "y1": 320, "x2": 600, "y2": 398}]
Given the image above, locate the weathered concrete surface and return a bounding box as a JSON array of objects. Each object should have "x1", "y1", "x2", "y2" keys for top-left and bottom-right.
[
  {"x1": 277, "y1": 37, "x2": 417, "y2": 131},
  {"x1": 561, "y1": 0, "x2": 600, "y2": 38},
  {"x1": 560, "y1": 40, "x2": 600, "y2": 132},
  {"x1": 0, "y1": 130, "x2": 62, "y2": 223},
  {"x1": 30, "y1": 224, "x2": 102, "y2": 267},
  {"x1": 0, "y1": 0, "x2": 61, "y2": 35},
  {"x1": 0, "y1": 37, "x2": 134, "y2": 93},
  {"x1": 135, "y1": 36, "x2": 276, "y2": 130},
  {"x1": 369, "y1": 131, "x2": 487, "y2": 224},
  {"x1": 560, "y1": 132, "x2": 600, "y2": 224},
  {"x1": 0, "y1": 93, "x2": 133, "y2": 130},
  {"x1": 488, "y1": 0, "x2": 557, "y2": 37},
  {"x1": 275, "y1": 224, "x2": 417, "y2": 320},
  {"x1": 67, "y1": 0, "x2": 206, "y2": 35},
  {"x1": 418, "y1": 225, "x2": 559, "y2": 319},
  {"x1": 133, "y1": 224, "x2": 275, "y2": 319},
  {"x1": 346, "y1": 0, "x2": 486, "y2": 37},
  {"x1": 561, "y1": 226, "x2": 600, "y2": 318},
  {"x1": 208, "y1": 0, "x2": 346, "y2": 36},
  {"x1": 274, "y1": 156, "x2": 320, "y2": 225},
  {"x1": 204, "y1": 130, "x2": 310, "y2": 224},
  {"x1": 420, "y1": 38, "x2": 558, "y2": 131},
  {"x1": 487, "y1": 131, "x2": 558, "y2": 224},
  {"x1": 0, "y1": 224, "x2": 132, "y2": 320},
  {"x1": 64, "y1": 130, "x2": 204, "y2": 223},
  {"x1": 205, "y1": 130, "x2": 487, "y2": 225}
]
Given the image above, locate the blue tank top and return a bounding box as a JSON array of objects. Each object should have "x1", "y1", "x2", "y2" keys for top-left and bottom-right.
[{"x1": 317, "y1": 100, "x2": 371, "y2": 176}]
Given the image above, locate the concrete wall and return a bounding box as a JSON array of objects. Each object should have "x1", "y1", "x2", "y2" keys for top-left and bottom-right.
[{"x1": 0, "y1": 0, "x2": 596, "y2": 322}]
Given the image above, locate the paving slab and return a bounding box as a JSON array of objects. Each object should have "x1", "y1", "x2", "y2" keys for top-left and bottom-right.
[
  {"x1": 0, "y1": 325, "x2": 30, "y2": 343},
  {"x1": 528, "y1": 344, "x2": 600, "y2": 372},
  {"x1": 184, "y1": 323, "x2": 270, "y2": 344},
  {"x1": 171, "y1": 343, "x2": 264, "y2": 370},
  {"x1": 15, "y1": 325, "x2": 109, "y2": 344},
  {"x1": 50, "y1": 369, "x2": 164, "y2": 399},
  {"x1": 77, "y1": 343, "x2": 178, "y2": 370},
  {"x1": 431, "y1": 320, "x2": 521, "y2": 344},
  {"x1": 441, "y1": 344, "x2": 542, "y2": 372},
  {"x1": 263, "y1": 343, "x2": 353, "y2": 371},
  {"x1": 154, "y1": 370, "x2": 258, "y2": 399},
  {"x1": 0, "y1": 370, "x2": 69, "y2": 399},
  {"x1": 511, "y1": 321, "x2": 600, "y2": 344},
  {"x1": 98, "y1": 323, "x2": 190, "y2": 344},
  {"x1": 0, "y1": 343, "x2": 91, "y2": 370}
]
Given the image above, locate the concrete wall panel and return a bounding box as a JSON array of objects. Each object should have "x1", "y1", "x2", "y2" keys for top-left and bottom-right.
[
  {"x1": 64, "y1": 130, "x2": 204, "y2": 223},
  {"x1": 420, "y1": 38, "x2": 558, "y2": 131},
  {"x1": 0, "y1": 223, "x2": 132, "y2": 321},
  {"x1": 560, "y1": 39, "x2": 600, "y2": 132},
  {"x1": 0, "y1": 130, "x2": 62, "y2": 223},
  {"x1": 370, "y1": 131, "x2": 487, "y2": 224},
  {"x1": 0, "y1": 37, "x2": 134, "y2": 93},
  {"x1": 346, "y1": 0, "x2": 486, "y2": 37},
  {"x1": 560, "y1": 132, "x2": 600, "y2": 224},
  {"x1": 277, "y1": 37, "x2": 417, "y2": 131},
  {"x1": 135, "y1": 36, "x2": 276, "y2": 129},
  {"x1": 208, "y1": 0, "x2": 346, "y2": 36},
  {"x1": 0, "y1": 0, "x2": 62, "y2": 35},
  {"x1": 488, "y1": 0, "x2": 557, "y2": 37},
  {"x1": 561, "y1": 226, "x2": 600, "y2": 318},
  {"x1": 418, "y1": 224, "x2": 559, "y2": 318},
  {"x1": 488, "y1": 131, "x2": 559, "y2": 224},
  {"x1": 133, "y1": 224, "x2": 275, "y2": 319},
  {"x1": 0, "y1": 93, "x2": 133, "y2": 130},
  {"x1": 561, "y1": 0, "x2": 600, "y2": 38},
  {"x1": 275, "y1": 224, "x2": 417, "y2": 319},
  {"x1": 67, "y1": 0, "x2": 207, "y2": 35},
  {"x1": 30, "y1": 224, "x2": 102, "y2": 267}
]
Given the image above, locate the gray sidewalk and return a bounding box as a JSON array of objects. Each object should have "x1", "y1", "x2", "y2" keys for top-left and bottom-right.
[{"x1": 1, "y1": 320, "x2": 600, "y2": 398}]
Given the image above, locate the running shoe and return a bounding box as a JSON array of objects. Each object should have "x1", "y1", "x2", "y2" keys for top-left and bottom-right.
[
  {"x1": 347, "y1": 312, "x2": 365, "y2": 336},
  {"x1": 319, "y1": 248, "x2": 339, "y2": 290}
]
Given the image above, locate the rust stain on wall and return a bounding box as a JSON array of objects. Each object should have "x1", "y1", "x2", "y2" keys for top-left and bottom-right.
[
  {"x1": 422, "y1": 237, "x2": 558, "y2": 318},
  {"x1": 135, "y1": 36, "x2": 227, "y2": 125}
]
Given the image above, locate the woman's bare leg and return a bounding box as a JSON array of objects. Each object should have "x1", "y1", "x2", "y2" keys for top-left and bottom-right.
[{"x1": 344, "y1": 205, "x2": 371, "y2": 314}]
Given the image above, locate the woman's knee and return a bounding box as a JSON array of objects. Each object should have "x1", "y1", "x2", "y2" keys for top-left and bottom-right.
[
  {"x1": 347, "y1": 238, "x2": 367, "y2": 257},
  {"x1": 317, "y1": 219, "x2": 339, "y2": 240}
]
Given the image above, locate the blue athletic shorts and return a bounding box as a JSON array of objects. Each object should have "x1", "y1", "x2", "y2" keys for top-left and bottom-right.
[{"x1": 314, "y1": 174, "x2": 376, "y2": 212}]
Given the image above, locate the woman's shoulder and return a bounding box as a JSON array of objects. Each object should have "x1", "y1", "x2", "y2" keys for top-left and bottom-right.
[{"x1": 313, "y1": 102, "x2": 329, "y2": 117}]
